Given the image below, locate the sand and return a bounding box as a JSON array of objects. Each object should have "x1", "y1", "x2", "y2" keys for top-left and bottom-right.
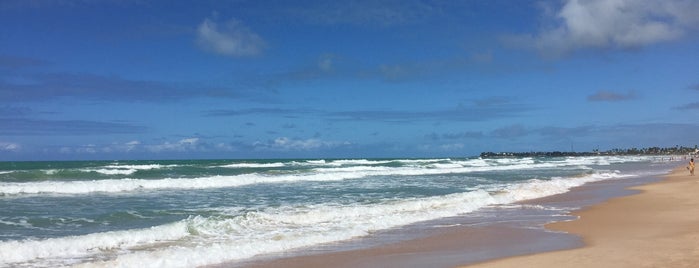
[{"x1": 466, "y1": 166, "x2": 699, "y2": 268}]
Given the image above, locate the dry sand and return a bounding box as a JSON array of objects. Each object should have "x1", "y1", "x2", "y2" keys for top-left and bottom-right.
[{"x1": 466, "y1": 166, "x2": 699, "y2": 268}]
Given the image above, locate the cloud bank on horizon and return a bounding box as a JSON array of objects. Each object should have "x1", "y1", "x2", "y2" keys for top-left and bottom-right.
[{"x1": 0, "y1": 0, "x2": 698, "y2": 160}]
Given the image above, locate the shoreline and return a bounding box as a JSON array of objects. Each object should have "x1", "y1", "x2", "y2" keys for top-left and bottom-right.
[
  {"x1": 465, "y1": 165, "x2": 699, "y2": 267},
  {"x1": 220, "y1": 162, "x2": 685, "y2": 268}
]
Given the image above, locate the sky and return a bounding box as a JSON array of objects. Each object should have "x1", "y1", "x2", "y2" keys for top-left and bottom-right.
[{"x1": 1, "y1": 0, "x2": 699, "y2": 160}]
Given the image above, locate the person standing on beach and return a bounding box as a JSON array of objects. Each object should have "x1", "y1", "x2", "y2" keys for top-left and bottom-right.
[{"x1": 690, "y1": 158, "x2": 695, "y2": 176}]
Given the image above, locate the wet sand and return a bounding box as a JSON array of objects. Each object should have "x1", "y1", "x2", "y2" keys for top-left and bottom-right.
[{"x1": 466, "y1": 166, "x2": 699, "y2": 267}]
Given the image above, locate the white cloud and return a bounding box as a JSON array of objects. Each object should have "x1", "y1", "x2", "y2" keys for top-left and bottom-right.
[
  {"x1": 53, "y1": 138, "x2": 234, "y2": 156},
  {"x1": 125, "y1": 140, "x2": 140, "y2": 152},
  {"x1": 514, "y1": 0, "x2": 699, "y2": 56},
  {"x1": 70, "y1": 144, "x2": 98, "y2": 154},
  {"x1": 274, "y1": 137, "x2": 321, "y2": 150},
  {"x1": 146, "y1": 138, "x2": 201, "y2": 153},
  {"x1": 0, "y1": 142, "x2": 20, "y2": 152},
  {"x1": 196, "y1": 15, "x2": 266, "y2": 57},
  {"x1": 254, "y1": 137, "x2": 350, "y2": 151},
  {"x1": 103, "y1": 140, "x2": 141, "y2": 153},
  {"x1": 83, "y1": 145, "x2": 98, "y2": 154}
]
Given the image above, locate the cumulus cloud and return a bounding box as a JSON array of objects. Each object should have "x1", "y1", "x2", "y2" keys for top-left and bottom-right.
[
  {"x1": 196, "y1": 15, "x2": 266, "y2": 57},
  {"x1": 119, "y1": 140, "x2": 141, "y2": 152},
  {"x1": 52, "y1": 138, "x2": 238, "y2": 156},
  {"x1": 53, "y1": 136, "x2": 349, "y2": 157},
  {"x1": 57, "y1": 141, "x2": 139, "y2": 155},
  {"x1": 587, "y1": 90, "x2": 638, "y2": 102},
  {"x1": 509, "y1": 0, "x2": 699, "y2": 56},
  {"x1": 0, "y1": 142, "x2": 20, "y2": 152},
  {"x1": 145, "y1": 138, "x2": 202, "y2": 153},
  {"x1": 253, "y1": 137, "x2": 349, "y2": 151}
]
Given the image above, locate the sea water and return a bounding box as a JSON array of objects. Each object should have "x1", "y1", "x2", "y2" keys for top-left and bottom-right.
[{"x1": 0, "y1": 156, "x2": 677, "y2": 267}]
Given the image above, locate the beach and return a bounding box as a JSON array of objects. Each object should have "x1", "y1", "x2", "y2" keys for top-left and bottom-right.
[
  {"x1": 0, "y1": 157, "x2": 685, "y2": 267},
  {"x1": 242, "y1": 163, "x2": 698, "y2": 268},
  {"x1": 467, "y1": 165, "x2": 699, "y2": 268}
]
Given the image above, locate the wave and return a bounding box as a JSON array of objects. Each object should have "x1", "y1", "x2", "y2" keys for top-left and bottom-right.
[
  {"x1": 0, "y1": 217, "x2": 35, "y2": 230},
  {"x1": 324, "y1": 159, "x2": 394, "y2": 166},
  {"x1": 492, "y1": 171, "x2": 631, "y2": 202},
  {"x1": 83, "y1": 168, "x2": 139, "y2": 175},
  {"x1": 0, "y1": 220, "x2": 190, "y2": 266},
  {"x1": 302, "y1": 159, "x2": 326, "y2": 165},
  {"x1": 219, "y1": 163, "x2": 286, "y2": 168},
  {"x1": 2, "y1": 164, "x2": 178, "y2": 178},
  {"x1": 103, "y1": 164, "x2": 171, "y2": 170},
  {"x1": 81, "y1": 164, "x2": 175, "y2": 175},
  {"x1": 396, "y1": 158, "x2": 452, "y2": 164},
  {"x1": 43, "y1": 169, "x2": 59, "y2": 175},
  {"x1": 0, "y1": 170, "x2": 631, "y2": 267},
  {"x1": 217, "y1": 159, "x2": 394, "y2": 169},
  {"x1": 0, "y1": 156, "x2": 649, "y2": 196}
]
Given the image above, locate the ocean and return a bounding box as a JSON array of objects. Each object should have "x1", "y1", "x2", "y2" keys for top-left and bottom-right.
[{"x1": 0, "y1": 156, "x2": 677, "y2": 267}]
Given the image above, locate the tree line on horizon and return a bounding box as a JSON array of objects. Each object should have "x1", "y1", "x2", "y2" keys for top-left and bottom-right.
[{"x1": 480, "y1": 145, "x2": 699, "y2": 158}]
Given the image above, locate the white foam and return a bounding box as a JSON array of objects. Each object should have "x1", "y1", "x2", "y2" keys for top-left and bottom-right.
[
  {"x1": 0, "y1": 217, "x2": 35, "y2": 229},
  {"x1": 219, "y1": 163, "x2": 286, "y2": 168},
  {"x1": 83, "y1": 164, "x2": 175, "y2": 175},
  {"x1": 0, "y1": 156, "x2": 647, "y2": 196},
  {"x1": 2, "y1": 169, "x2": 634, "y2": 267},
  {"x1": 325, "y1": 159, "x2": 393, "y2": 166},
  {"x1": 85, "y1": 168, "x2": 138, "y2": 175},
  {"x1": 0, "y1": 221, "x2": 190, "y2": 266},
  {"x1": 103, "y1": 164, "x2": 168, "y2": 170},
  {"x1": 0, "y1": 171, "x2": 370, "y2": 195},
  {"x1": 428, "y1": 163, "x2": 464, "y2": 169},
  {"x1": 35, "y1": 191, "x2": 496, "y2": 267},
  {"x1": 43, "y1": 169, "x2": 59, "y2": 175},
  {"x1": 303, "y1": 159, "x2": 327, "y2": 165},
  {"x1": 493, "y1": 171, "x2": 632, "y2": 203},
  {"x1": 396, "y1": 158, "x2": 452, "y2": 164}
]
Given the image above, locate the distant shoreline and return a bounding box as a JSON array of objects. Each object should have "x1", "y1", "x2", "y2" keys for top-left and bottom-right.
[{"x1": 480, "y1": 146, "x2": 698, "y2": 158}]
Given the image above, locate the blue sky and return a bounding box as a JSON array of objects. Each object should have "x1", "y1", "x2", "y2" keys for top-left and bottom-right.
[{"x1": 1, "y1": 0, "x2": 699, "y2": 160}]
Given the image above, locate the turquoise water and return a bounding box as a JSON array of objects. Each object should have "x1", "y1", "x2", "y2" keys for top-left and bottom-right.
[{"x1": 0, "y1": 156, "x2": 673, "y2": 267}]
